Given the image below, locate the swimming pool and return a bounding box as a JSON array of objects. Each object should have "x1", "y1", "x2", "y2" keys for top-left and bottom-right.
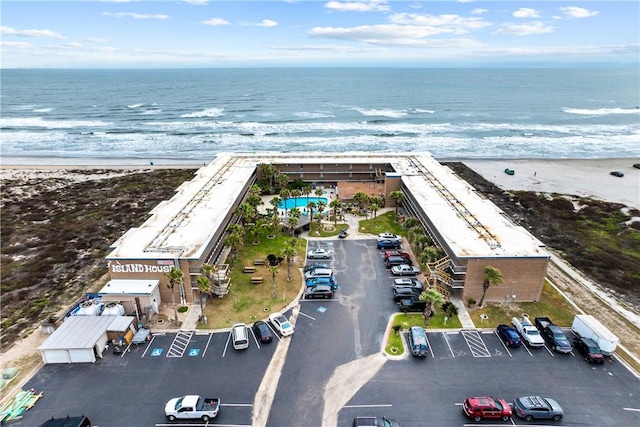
[{"x1": 279, "y1": 197, "x2": 328, "y2": 210}]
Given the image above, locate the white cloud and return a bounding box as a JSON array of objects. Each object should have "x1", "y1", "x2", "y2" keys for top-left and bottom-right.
[
  {"x1": 102, "y1": 12, "x2": 169, "y2": 20},
  {"x1": 494, "y1": 21, "x2": 554, "y2": 36},
  {"x1": 87, "y1": 37, "x2": 109, "y2": 43},
  {"x1": 202, "y1": 18, "x2": 229, "y2": 26},
  {"x1": 559, "y1": 7, "x2": 599, "y2": 19},
  {"x1": 64, "y1": 42, "x2": 83, "y2": 48},
  {"x1": 184, "y1": 0, "x2": 209, "y2": 5},
  {"x1": 241, "y1": 20, "x2": 278, "y2": 27},
  {"x1": 513, "y1": 8, "x2": 541, "y2": 19},
  {"x1": 389, "y1": 13, "x2": 491, "y2": 34},
  {"x1": 471, "y1": 9, "x2": 488, "y2": 15},
  {"x1": 1, "y1": 26, "x2": 66, "y2": 39},
  {"x1": 308, "y1": 24, "x2": 482, "y2": 47},
  {"x1": 324, "y1": 0, "x2": 390, "y2": 13},
  {"x1": 0, "y1": 41, "x2": 34, "y2": 49}
]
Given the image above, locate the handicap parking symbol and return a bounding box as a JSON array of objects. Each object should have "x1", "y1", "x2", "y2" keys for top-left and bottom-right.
[
  {"x1": 317, "y1": 306, "x2": 327, "y2": 313},
  {"x1": 188, "y1": 349, "x2": 200, "y2": 357},
  {"x1": 151, "y1": 348, "x2": 163, "y2": 357}
]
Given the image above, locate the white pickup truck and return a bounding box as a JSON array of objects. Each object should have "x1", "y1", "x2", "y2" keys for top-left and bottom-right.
[
  {"x1": 165, "y1": 395, "x2": 220, "y2": 421},
  {"x1": 512, "y1": 316, "x2": 545, "y2": 347}
]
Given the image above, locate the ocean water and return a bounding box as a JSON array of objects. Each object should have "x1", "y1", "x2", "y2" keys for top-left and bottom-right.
[{"x1": 1, "y1": 68, "x2": 638, "y2": 163}]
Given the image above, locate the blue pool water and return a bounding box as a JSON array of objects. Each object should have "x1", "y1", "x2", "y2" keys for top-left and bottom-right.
[{"x1": 279, "y1": 197, "x2": 328, "y2": 210}]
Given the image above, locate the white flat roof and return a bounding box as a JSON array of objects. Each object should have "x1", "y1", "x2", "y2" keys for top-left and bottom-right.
[
  {"x1": 105, "y1": 152, "x2": 548, "y2": 260},
  {"x1": 38, "y1": 316, "x2": 134, "y2": 350},
  {"x1": 98, "y1": 279, "x2": 159, "y2": 295}
]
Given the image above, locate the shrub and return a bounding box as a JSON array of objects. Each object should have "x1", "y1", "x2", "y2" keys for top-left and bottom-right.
[
  {"x1": 467, "y1": 297, "x2": 477, "y2": 308},
  {"x1": 177, "y1": 306, "x2": 188, "y2": 313}
]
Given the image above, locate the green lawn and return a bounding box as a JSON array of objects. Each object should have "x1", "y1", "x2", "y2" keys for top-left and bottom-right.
[
  {"x1": 384, "y1": 310, "x2": 462, "y2": 356},
  {"x1": 468, "y1": 281, "x2": 579, "y2": 327}
]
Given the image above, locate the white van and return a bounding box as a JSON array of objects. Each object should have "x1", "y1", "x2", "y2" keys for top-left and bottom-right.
[
  {"x1": 231, "y1": 323, "x2": 249, "y2": 350},
  {"x1": 304, "y1": 268, "x2": 333, "y2": 280}
]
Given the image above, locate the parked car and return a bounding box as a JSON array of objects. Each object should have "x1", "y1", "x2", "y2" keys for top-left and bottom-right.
[
  {"x1": 304, "y1": 268, "x2": 333, "y2": 280},
  {"x1": 304, "y1": 262, "x2": 330, "y2": 272},
  {"x1": 610, "y1": 171, "x2": 624, "y2": 177},
  {"x1": 534, "y1": 317, "x2": 572, "y2": 353},
  {"x1": 392, "y1": 287, "x2": 420, "y2": 302},
  {"x1": 393, "y1": 278, "x2": 424, "y2": 293},
  {"x1": 397, "y1": 297, "x2": 427, "y2": 312},
  {"x1": 496, "y1": 324, "x2": 522, "y2": 348},
  {"x1": 463, "y1": 396, "x2": 512, "y2": 422},
  {"x1": 377, "y1": 232, "x2": 400, "y2": 241},
  {"x1": 385, "y1": 256, "x2": 411, "y2": 269},
  {"x1": 377, "y1": 239, "x2": 401, "y2": 250},
  {"x1": 252, "y1": 320, "x2": 273, "y2": 343},
  {"x1": 304, "y1": 284, "x2": 334, "y2": 299},
  {"x1": 391, "y1": 264, "x2": 421, "y2": 276},
  {"x1": 338, "y1": 229, "x2": 347, "y2": 238},
  {"x1": 573, "y1": 335, "x2": 605, "y2": 364},
  {"x1": 384, "y1": 250, "x2": 411, "y2": 261},
  {"x1": 40, "y1": 416, "x2": 92, "y2": 427},
  {"x1": 306, "y1": 276, "x2": 338, "y2": 290},
  {"x1": 307, "y1": 248, "x2": 331, "y2": 259},
  {"x1": 512, "y1": 396, "x2": 563, "y2": 422},
  {"x1": 269, "y1": 312, "x2": 294, "y2": 336},
  {"x1": 353, "y1": 416, "x2": 401, "y2": 426},
  {"x1": 408, "y1": 326, "x2": 429, "y2": 357},
  {"x1": 231, "y1": 323, "x2": 249, "y2": 350}
]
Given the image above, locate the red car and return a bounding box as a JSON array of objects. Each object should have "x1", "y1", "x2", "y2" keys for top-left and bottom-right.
[
  {"x1": 463, "y1": 396, "x2": 512, "y2": 422},
  {"x1": 384, "y1": 250, "x2": 411, "y2": 261}
]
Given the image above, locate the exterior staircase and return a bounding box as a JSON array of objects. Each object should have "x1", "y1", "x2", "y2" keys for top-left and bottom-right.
[{"x1": 427, "y1": 256, "x2": 452, "y2": 298}]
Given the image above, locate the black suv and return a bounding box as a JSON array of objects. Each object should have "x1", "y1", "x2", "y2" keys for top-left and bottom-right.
[
  {"x1": 385, "y1": 256, "x2": 411, "y2": 269},
  {"x1": 304, "y1": 284, "x2": 334, "y2": 299},
  {"x1": 392, "y1": 287, "x2": 420, "y2": 302},
  {"x1": 573, "y1": 335, "x2": 604, "y2": 364},
  {"x1": 397, "y1": 297, "x2": 427, "y2": 312}
]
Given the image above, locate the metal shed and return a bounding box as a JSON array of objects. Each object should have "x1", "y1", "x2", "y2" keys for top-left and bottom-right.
[{"x1": 37, "y1": 316, "x2": 135, "y2": 364}]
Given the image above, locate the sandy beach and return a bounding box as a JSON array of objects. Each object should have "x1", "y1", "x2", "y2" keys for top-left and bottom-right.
[{"x1": 461, "y1": 158, "x2": 640, "y2": 210}]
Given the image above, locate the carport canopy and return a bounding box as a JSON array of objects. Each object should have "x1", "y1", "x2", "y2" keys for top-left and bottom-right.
[{"x1": 38, "y1": 316, "x2": 135, "y2": 364}]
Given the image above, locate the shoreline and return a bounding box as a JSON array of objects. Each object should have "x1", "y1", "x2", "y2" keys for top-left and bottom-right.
[{"x1": 1, "y1": 156, "x2": 638, "y2": 209}]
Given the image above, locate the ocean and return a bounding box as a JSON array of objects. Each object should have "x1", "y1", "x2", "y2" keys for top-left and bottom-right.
[{"x1": 1, "y1": 68, "x2": 639, "y2": 164}]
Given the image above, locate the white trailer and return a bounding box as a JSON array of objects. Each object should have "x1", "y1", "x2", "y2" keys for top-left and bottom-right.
[{"x1": 571, "y1": 315, "x2": 619, "y2": 356}]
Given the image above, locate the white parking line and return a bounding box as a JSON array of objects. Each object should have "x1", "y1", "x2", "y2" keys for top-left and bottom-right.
[
  {"x1": 425, "y1": 335, "x2": 435, "y2": 359},
  {"x1": 201, "y1": 332, "x2": 214, "y2": 357},
  {"x1": 298, "y1": 311, "x2": 316, "y2": 321},
  {"x1": 494, "y1": 331, "x2": 513, "y2": 357},
  {"x1": 222, "y1": 331, "x2": 232, "y2": 357},
  {"x1": 543, "y1": 343, "x2": 555, "y2": 357},
  {"x1": 141, "y1": 334, "x2": 158, "y2": 358},
  {"x1": 444, "y1": 331, "x2": 456, "y2": 357},
  {"x1": 343, "y1": 404, "x2": 393, "y2": 408},
  {"x1": 623, "y1": 407, "x2": 640, "y2": 412},
  {"x1": 250, "y1": 327, "x2": 261, "y2": 349}
]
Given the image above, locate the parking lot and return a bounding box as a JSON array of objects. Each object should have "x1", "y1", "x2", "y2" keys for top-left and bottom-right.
[{"x1": 15, "y1": 238, "x2": 640, "y2": 427}]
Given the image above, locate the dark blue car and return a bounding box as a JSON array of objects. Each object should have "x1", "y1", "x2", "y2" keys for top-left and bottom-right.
[
  {"x1": 377, "y1": 239, "x2": 401, "y2": 250},
  {"x1": 306, "y1": 276, "x2": 338, "y2": 290},
  {"x1": 497, "y1": 324, "x2": 522, "y2": 348}
]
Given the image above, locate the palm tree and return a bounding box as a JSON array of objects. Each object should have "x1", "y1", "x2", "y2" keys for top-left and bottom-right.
[
  {"x1": 269, "y1": 265, "x2": 279, "y2": 299},
  {"x1": 314, "y1": 188, "x2": 323, "y2": 198},
  {"x1": 276, "y1": 173, "x2": 289, "y2": 191},
  {"x1": 369, "y1": 197, "x2": 381, "y2": 219},
  {"x1": 419, "y1": 289, "x2": 444, "y2": 325},
  {"x1": 479, "y1": 266, "x2": 504, "y2": 307},
  {"x1": 306, "y1": 201, "x2": 316, "y2": 223},
  {"x1": 280, "y1": 188, "x2": 291, "y2": 218},
  {"x1": 291, "y1": 189, "x2": 302, "y2": 202},
  {"x1": 390, "y1": 190, "x2": 404, "y2": 216},
  {"x1": 165, "y1": 266, "x2": 183, "y2": 326},
  {"x1": 287, "y1": 208, "x2": 301, "y2": 236},
  {"x1": 282, "y1": 244, "x2": 296, "y2": 281},
  {"x1": 353, "y1": 192, "x2": 368, "y2": 213},
  {"x1": 225, "y1": 231, "x2": 243, "y2": 259},
  {"x1": 316, "y1": 200, "x2": 326, "y2": 229},
  {"x1": 236, "y1": 202, "x2": 255, "y2": 226},
  {"x1": 403, "y1": 217, "x2": 420, "y2": 230},
  {"x1": 258, "y1": 163, "x2": 278, "y2": 190},
  {"x1": 197, "y1": 275, "x2": 211, "y2": 315},
  {"x1": 330, "y1": 199, "x2": 343, "y2": 225},
  {"x1": 303, "y1": 185, "x2": 312, "y2": 206}
]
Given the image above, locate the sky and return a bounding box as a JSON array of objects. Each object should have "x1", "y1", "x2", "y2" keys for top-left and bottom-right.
[{"x1": 1, "y1": 1, "x2": 638, "y2": 68}]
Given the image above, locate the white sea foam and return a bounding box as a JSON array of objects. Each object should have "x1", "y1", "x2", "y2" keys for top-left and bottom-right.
[
  {"x1": 353, "y1": 107, "x2": 408, "y2": 118},
  {"x1": 293, "y1": 111, "x2": 335, "y2": 119},
  {"x1": 563, "y1": 107, "x2": 640, "y2": 115},
  {"x1": 33, "y1": 108, "x2": 53, "y2": 113},
  {"x1": 180, "y1": 108, "x2": 224, "y2": 118},
  {"x1": 140, "y1": 109, "x2": 162, "y2": 115},
  {"x1": 0, "y1": 117, "x2": 110, "y2": 129},
  {"x1": 127, "y1": 103, "x2": 145, "y2": 109},
  {"x1": 410, "y1": 109, "x2": 436, "y2": 114}
]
